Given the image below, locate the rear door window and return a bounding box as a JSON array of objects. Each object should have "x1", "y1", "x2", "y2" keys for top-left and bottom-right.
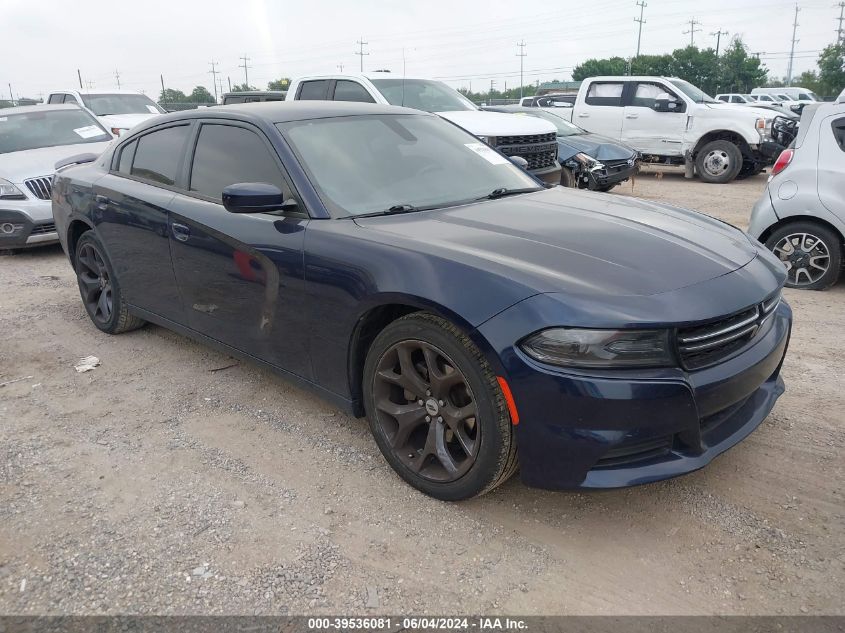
[
  {"x1": 297, "y1": 80, "x2": 331, "y2": 100},
  {"x1": 832, "y1": 117, "x2": 845, "y2": 152},
  {"x1": 585, "y1": 82, "x2": 624, "y2": 107},
  {"x1": 130, "y1": 125, "x2": 190, "y2": 186},
  {"x1": 117, "y1": 139, "x2": 137, "y2": 175}
]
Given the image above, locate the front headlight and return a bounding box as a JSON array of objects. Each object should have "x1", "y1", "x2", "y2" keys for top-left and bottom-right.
[
  {"x1": 0, "y1": 178, "x2": 26, "y2": 200},
  {"x1": 520, "y1": 328, "x2": 674, "y2": 368}
]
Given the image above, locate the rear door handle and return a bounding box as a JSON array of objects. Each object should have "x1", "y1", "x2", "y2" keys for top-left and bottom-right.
[
  {"x1": 95, "y1": 194, "x2": 110, "y2": 211},
  {"x1": 625, "y1": 113, "x2": 639, "y2": 119},
  {"x1": 577, "y1": 113, "x2": 589, "y2": 118},
  {"x1": 171, "y1": 223, "x2": 190, "y2": 242}
]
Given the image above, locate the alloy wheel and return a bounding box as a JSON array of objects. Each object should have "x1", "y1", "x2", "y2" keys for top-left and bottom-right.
[
  {"x1": 76, "y1": 243, "x2": 114, "y2": 324},
  {"x1": 772, "y1": 232, "x2": 831, "y2": 286},
  {"x1": 372, "y1": 340, "x2": 480, "y2": 482}
]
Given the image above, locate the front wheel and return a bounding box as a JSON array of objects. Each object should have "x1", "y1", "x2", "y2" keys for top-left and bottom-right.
[
  {"x1": 765, "y1": 222, "x2": 842, "y2": 290},
  {"x1": 695, "y1": 140, "x2": 743, "y2": 184},
  {"x1": 363, "y1": 312, "x2": 518, "y2": 500},
  {"x1": 559, "y1": 166, "x2": 576, "y2": 188}
]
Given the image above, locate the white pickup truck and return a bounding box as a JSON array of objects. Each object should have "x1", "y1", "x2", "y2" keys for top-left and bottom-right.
[
  {"x1": 286, "y1": 74, "x2": 562, "y2": 185},
  {"x1": 557, "y1": 76, "x2": 787, "y2": 183}
]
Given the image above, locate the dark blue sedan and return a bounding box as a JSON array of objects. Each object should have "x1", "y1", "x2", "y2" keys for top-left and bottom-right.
[{"x1": 52, "y1": 102, "x2": 791, "y2": 500}]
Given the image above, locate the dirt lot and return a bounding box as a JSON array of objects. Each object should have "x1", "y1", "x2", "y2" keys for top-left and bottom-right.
[{"x1": 1, "y1": 167, "x2": 843, "y2": 616}]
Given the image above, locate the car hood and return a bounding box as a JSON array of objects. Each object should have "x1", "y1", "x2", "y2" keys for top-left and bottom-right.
[
  {"x1": 98, "y1": 112, "x2": 159, "y2": 130},
  {"x1": 707, "y1": 102, "x2": 777, "y2": 120},
  {"x1": 355, "y1": 187, "x2": 757, "y2": 297},
  {"x1": 557, "y1": 133, "x2": 638, "y2": 162},
  {"x1": 0, "y1": 142, "x2": 112, "y2": 183},
  {"x1": 436, "y1": 110, "x2": 557, "y2": 137}
]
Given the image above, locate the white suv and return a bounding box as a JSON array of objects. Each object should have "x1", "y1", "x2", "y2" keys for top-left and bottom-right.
[
  {"x1": 46, "y1": 89, "x2": 166, "y2": 136},
  {"x1": 286, "y1": 74, "x2": 561, "y2": 185}
]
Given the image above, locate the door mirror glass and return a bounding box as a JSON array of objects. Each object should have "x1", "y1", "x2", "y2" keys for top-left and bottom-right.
[
  {"x1": 222, "y1": 182, "x2": 286, "y2": 213},
  {"x1": 652, "y1": 94, "x2": 681, "y2": 113}
]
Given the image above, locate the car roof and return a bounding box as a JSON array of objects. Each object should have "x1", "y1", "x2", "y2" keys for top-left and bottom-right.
[
  {"x1": 48, "y1": 88, "x2": 148, "y2": 95},
  {"x1": 141, "y1": 101, "x2": 426, "y2": 126},
  {"x1": 0, "y1": 103, "x2": 86, "y2": 115},
  {"x1": 223, "y1": 90, "x2": 287, "y2": 97}
]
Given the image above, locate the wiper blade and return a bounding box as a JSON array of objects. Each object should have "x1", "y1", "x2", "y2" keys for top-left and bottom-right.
[
  {"x1": 351, "y1": 204, "x2": 423, "y2": 219},
  {"x1": 479, "y1": 187, "x2": 542, "y2": 200}
]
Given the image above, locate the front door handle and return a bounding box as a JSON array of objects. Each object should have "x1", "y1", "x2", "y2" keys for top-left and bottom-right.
[
  {"x1": 625, "y1": 113, "x2": 639, "y2": 119},
  {"x1": 577, "y1": 113, "x2": 589, "y2": 118},
  {"x1": 95, "y1": 194, "x2": 110, "y2": 211},
  {"x1": 171, "y1": 223, "x2": 190, "y2": 242}
]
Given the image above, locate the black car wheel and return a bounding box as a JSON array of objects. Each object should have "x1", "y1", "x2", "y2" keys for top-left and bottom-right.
[
  {"x1": 695, "y1": 140, "x2": 743, "y2": 184},
  {"x1": 765, "y1": 222, "x2": 842, "y2": 290},
  {"x1": 560, "y1": 167, "x2": 576, "y2": 188},
  {"x1": 74, "y1": 231, "x2": 145, "y2": 334},
  {"x1": 363, "y1": 312, "x2": 518, "y2": 500}
]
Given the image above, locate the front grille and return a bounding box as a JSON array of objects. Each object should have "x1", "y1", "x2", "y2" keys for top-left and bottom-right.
[
  {"x1": 24, "y1": 176, "x2": 53, "y2": 200},
  {"x1": 496, "y1": 137, "x2": 558, "y2": 170},
  {"x1": 31, "y1": 222, "x2": 56, "y2": 235},
  {"x1": 677, "y1": 291, "x2": 781, "y2": 369},
  {"x1": 603, "y1": 158, "x2": 637, "y2": 174}
]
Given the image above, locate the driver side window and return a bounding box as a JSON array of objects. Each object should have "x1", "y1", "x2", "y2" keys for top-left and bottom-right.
[{"x1": 630, "y1": 83, "x2": 678, "y2": 108}]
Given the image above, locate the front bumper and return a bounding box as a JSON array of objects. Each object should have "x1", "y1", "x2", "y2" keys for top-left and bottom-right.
[
  {"x1": 478, "y1": 295, "x2": 791, "y2": 490},
  {"x1": 588, "y1": 159, "x2": 637, "y2": 189},
  {"x1": 0, "y1": 207, "x2": 58, "y2": 249}
]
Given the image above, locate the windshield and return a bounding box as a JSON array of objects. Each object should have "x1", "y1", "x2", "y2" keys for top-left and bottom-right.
[
  {"x1": 0, "y1": 109, "x2": 111, "y2": 154},
  {"x1": 81, "y1": 93, "x2": 165, "y2": 116},
  {"x1": 281, "y1": 114, "x2": 539, "y2": 216},
  {"x1": 513, "y1": 109, "x2": 583, "y2": 137},
  {"x1": 370, "y1": 79, "x2": 477, "y2": 112},
  {"x1": 669, "y1": 79, "x2": 718, "y2": 104}
]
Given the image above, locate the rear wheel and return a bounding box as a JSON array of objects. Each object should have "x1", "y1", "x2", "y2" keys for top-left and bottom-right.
[
  {"x1": 765, "y1": 222, "x2": 842, "y2": 290},
  {"x1": 74, "y1": 231, "x2": 145, "y2": 333},
  {"x1": 695, "y1": 140, "x2": 743, "y2": 183},
  {"x1": 363, "y1": 312, "x2": 518, "y2": 500}
]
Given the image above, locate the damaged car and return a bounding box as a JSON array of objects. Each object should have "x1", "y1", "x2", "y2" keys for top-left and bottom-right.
[{"x1": 484, "y1": 105, "x2": 639, "y2": 191}]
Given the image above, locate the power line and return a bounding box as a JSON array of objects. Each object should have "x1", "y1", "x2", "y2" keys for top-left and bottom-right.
[
  {"x1": 355, "y1": 37, "x2": 369, "y2": 72},
  {"x1": 516, "y1": 40, "x2": 527, "y2": 98},
  {"x1": 239, "y1": 54, "x2": 251, "y2": 87},
  {"x1": 710, "y1": 29, "x2": 729, "y2": 56},
  {"x1": 683, "y1": 17, "x2": 702, "y2": 46},
  {"x1": 635, "y1": 0, "x2": 647, "y2": 57},
  {"x1": 208, "y1": 60, "x2": 220, "y2": 102},
  {"x1": 786, "y1": 4, "x2": 800, "y2": 85}
]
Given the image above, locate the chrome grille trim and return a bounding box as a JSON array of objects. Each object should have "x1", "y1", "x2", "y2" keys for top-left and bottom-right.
[
  {"x1": 24, "y1": 176, "x2": 54, "y2": 200},
  {"x1": 678, "y1": 308, "x2": 760, "y2": 344},
  {"x1": 680, "y1": 323, "x2": 760, "y2": 353}
]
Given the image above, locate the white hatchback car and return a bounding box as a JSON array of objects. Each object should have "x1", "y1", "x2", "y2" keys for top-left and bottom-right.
[
  {"x1": 748, "y1": 96, "x2": 845, "y2": 289},
  {"x1": 0, "y1": 104, "x2": 113, "y2": 250}
]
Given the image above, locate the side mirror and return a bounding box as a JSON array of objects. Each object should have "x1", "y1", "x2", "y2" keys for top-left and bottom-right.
[
  {"x1": 222, "y1": 182, "x2": 291, "y2": 213},
  {"x1": 509, "y1": 155, "x2": 529, "y2": 170},
  {"x1": 652, "y1": 95, "x2": 681, "y2": 113}
]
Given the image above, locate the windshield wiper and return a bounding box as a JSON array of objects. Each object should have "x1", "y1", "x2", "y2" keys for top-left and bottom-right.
[
  {"x1": 351, "y1": 204, "x2": 424, "y2": 219},
  {"x1": 479, "y1": 187, "x2": 542, "y2": 200}
]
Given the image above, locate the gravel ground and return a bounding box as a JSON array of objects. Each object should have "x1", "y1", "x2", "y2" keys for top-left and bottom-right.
[{"x1": 0, "y1": 167, "x2": 843, "y2": 616}]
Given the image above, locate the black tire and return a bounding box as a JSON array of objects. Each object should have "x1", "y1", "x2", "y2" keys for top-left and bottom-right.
[
  {"x1": 363, "y1": 312, "x2": 518, "y2": 501},
  {"x1": 764, "y1": 222, "x2": 842, "y2": 290},
  {"x1": 74, "y1": 231, "x2": 145, "y2": 334},
  {"x1": 559, "y1": 167, "x2": 576, "y2": 188},
  {"x1": 695, "y1": 140, "x2": 743, "y2": 184},
  {"x1": 593, "y1": 183, "x2": 617, "y2": 193}
]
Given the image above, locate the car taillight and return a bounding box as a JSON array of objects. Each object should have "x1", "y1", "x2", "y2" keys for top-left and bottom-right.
[{"x1": 771, "y1": 148, "x2": 794, "y2": 176}]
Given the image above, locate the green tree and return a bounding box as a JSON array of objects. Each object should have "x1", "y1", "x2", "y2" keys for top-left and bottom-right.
[
  {"x1": 188, "y1": 86, "x2": 216, "y2": 103},
  {"x1": 630, "y1": 53, "x2": 674, "y2": 76},
  {"x1": 159, "y1": 88, "x2": 187, "y2": 103},
  {"x1": 671, "y1": 46, "x2": 720, "y2": 94},
  {"x1": 268, "y1": 78, "x2": 291, "y2": 91},
  {"x1": 817, "y1": 44, "x2": 845, "y2": 96},
  {"x1": 572, "y1": 57, "x2": 629, "y2": 81},
  {"x1": 230, "y1": 83, "x2": 256, "y2": 92},
  {"x1": 718, "y1": 39, "x2": 767, "y2": 93},
  {"x1": 793, "y1": 70, "x2": 821, "y2": 94}
]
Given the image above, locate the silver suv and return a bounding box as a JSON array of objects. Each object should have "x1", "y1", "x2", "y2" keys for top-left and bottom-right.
[{"x1": 748, "y1": 95, "x2": 845, "y2": 290}]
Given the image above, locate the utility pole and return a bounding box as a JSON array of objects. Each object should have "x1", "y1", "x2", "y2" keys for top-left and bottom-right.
[
  {"x1": 635, "y1": 0, "x2": 647, "y2": 57},
  {"x1": 8, "y1": 84, "x2": 13, "y2": 103},
  {"x1": 489, "y1": 79, "x2": 495, "y2": 104},
  {"x1": 683, "y1": 18, "x2": 702, "y2": 47},
  {"x1": 208, "y1": 61, "x2": 219, "y2": 101},
  {"x1": 84, "y1": 80, "x2": 95, "y2": 90},
  {"x1": 239, "y1": 54, "x2": 251, "y2": 87},
  {"x1": 337, "y1": 62, "x2": 345, "y2": 72},
  {"x1": 160, "y1": 74, "x2": 166, "y2": 102},
  {"x1": 114, "y1": 69, "x2": 121, "y2": 89},
  {"x1": 711, "y1": 29, "x2": 729, "y2": 56},
  {"x1": 516, "y1": 40, "x2": 527, "y2": 99},
  {"x1": 355, "y1": 37, "x2": 369, "y2": 72},
  {"x1": 836, "y1": 1, "x2": 844, "y2": 44},
  {"x1": 227, "y1": 76, "x2": 232, "y2": 92},
  {"x1": 77, "y1": 69, "x2": 83, "y2": 89},
  {"x1": 787, "y1": 4, "x2": 800, "y2": 86}
]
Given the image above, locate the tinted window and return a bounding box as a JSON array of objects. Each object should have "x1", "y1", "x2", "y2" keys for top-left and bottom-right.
[
  {"x1": 190, "y1": 124, "x2": 285, "y2": 201},
  {"x1": 63, "y1": 95, "x2": 79, "y2": 105},
  {"x1": 717, "y1": 95, "x2": 728, "y2": 102},
  {"x1": 297, "y1": 80, "x2": 330, "y2": 100},
  {"x1": 370, "y1": 78, "x2": 476, "y2": 112},
  {"x1": 333, "y1": 80, "x2": 376, "y2": 103},
  {"x1": 117, "y1": 140, "x2": 137, "y2": 174},
  {"x1": 630, "y1": 83, "x2": 676, "y2": 107},
  {"x1": 47, "y1": 94, "x2": 63, "y2": 104},
  {"x1": 81, "y1": 93, "x2": 164, "y2": 116},
  {"x1": 131, "y1": 125, "x2": 189, "y2": 186},
  {"x1": 832, "y1": 118, "x2": 845, "y2": 152},
  {"x1": 0, "y1": 109, "x2": 111, "y2": 154},
  {"x1": 585, "y1": 82, "x2": 624, "y2": 106}
]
